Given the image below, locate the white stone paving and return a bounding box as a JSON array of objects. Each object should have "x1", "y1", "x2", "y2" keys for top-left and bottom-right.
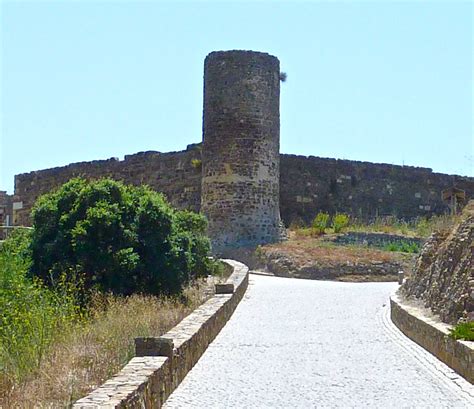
[{"x1": 165, "y1": 274, "x2": 473, "y2": 408}]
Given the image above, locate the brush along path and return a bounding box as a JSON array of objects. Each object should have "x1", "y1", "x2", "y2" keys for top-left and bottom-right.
[{"x1": 164, "y1": 274, "x2": 473, "y2": 408}]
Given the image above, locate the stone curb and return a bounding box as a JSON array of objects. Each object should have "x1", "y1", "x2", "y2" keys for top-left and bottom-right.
[
  {"x1": 73, "y1": 259, "x2": 249, "y2": 408},
  {"x1": 390, "y1": 293, "x2": 474, "y2": 384}
]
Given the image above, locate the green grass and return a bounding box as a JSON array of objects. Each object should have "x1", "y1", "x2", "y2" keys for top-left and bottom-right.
[
  {"x1": 382, "y1": 241, "x2": 421, "y2": 253},
  {"x1": 449, "y1": 322, "x2": 474, "y2": 341}
]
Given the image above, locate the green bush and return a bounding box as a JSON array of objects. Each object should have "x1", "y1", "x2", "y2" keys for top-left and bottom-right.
[
  {"x1": 449, "y1": 321, "x2": 474, "y2": 341},
  {"x1": 312, "y1": 212, "x2": 330, "y2": 235},
  {"x1": 0, "y1": 229, "x2": 80, "y2": 381},
  {"x1": 30, "y1": 178, "x2": 214, "y2": 297},
  {"x1": 332, "y1": 213, "x2": 350, "y2": 233}
]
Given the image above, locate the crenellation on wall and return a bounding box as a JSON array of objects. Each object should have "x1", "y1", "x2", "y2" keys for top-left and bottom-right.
[
  {"x1": 13, "y1": 146, "x2": 202, "y2": 226},
  {"x1": 7, "y1": 49, "x2": 474, "y2": 232},
  {"x1": 10, "y1": 150, "x2": 474, "y2": 228},
  {"x1": 279, "y1": 154, "x2": 473, "y2": 224}
]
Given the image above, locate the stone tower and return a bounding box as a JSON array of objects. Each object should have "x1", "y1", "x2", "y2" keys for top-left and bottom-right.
[{"x1": 201, "y1": 50, "x2": 284, "y2": 253}]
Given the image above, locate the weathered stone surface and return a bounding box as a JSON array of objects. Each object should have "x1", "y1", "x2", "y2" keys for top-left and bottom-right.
[
  {"x1": 401, "y1": 200, "x2": 474, "y2": 324},
  {"x1": 201, "y1": 50, "x2": 285, "y2": 252},
  {"x1": 135, "y1": 337, "x2": 174, "y2": 358},
  {"x1": 12, "y1": 147, "x2": 203, "y2": 226},
  {"x1": 214, "y1": 283, "x2": 234, "y2": 294},
  {"x1": 0, "y1": 191, "x2": 13, "y2": 235},
  {"x1": 391, "y1": 293, "x2": 474, "y2": 384},
  {"x1": 9, "y1": 151, "x2": 474, "y2": 229},
  {"x1": 279, "y1": 154, "x2": 474, "y2": 223}
]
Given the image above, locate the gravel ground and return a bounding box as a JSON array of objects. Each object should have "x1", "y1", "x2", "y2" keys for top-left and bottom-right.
[{"x1": 164, "y1": 274, "x2": 474, "y2": 408}]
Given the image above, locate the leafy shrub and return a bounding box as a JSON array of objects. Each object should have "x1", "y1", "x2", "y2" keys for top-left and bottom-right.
[
  {"x1": 332, "y1": 213, "x2": 350, "y2": 233},
  {"x1": 30, "y1": 178, "x2": 214, "y2": 297},
  {"x1": 449, "y1": 321, "x2": 474, "y2": 341},
  {"x1": 0, "y1": 229, "x2": 80, "y2": 382},
  {"x1": 312, "y1": 212, "x2": 330, "y2": 235}
]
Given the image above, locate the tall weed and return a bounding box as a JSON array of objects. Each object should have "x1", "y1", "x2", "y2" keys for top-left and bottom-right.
[
  {"x1": 0, "y1": 230, "x2": 81, "y2": 384},
  {"x1": 312, "y1": 212, "x2": 330, "y2": 235}
]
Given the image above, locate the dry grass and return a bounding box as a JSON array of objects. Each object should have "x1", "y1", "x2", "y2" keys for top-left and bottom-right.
[
  {"x1": 1, "y1": 280, "x2": 211, "y2": 408},
  {"x1": 265, "y1": 237, "x2": 408, "y2": 265}
]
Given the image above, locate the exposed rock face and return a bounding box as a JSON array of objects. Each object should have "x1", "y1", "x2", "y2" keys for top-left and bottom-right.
[{"x1": 401, "y1": 201, "x2": 474, "y2": 324}]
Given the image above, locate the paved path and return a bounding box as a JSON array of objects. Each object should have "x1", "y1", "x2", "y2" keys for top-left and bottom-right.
[{"x1": 165, "y1": 274, "x2": 474, "y2": 408}]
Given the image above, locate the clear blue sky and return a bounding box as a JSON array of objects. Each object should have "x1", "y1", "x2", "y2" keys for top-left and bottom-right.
[{"x1": 1, "y1": 0, "x2": 472, "y2": 194}]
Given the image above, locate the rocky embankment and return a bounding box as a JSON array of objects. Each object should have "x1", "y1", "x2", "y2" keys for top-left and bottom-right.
[
  {"x1": 256, "y1": 238, "x2": 415, "y2": 282},
  {"x1": 401, "y1": 201, "x2": 473, "y2": 324}
]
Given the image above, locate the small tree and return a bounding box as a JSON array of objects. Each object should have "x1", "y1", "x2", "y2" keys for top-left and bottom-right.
[{"x1": 30, "y1": 178, "x2": 213, "y2": 296}]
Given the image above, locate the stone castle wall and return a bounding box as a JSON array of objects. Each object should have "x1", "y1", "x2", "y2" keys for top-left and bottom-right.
[
  {"x1": 280, "y1": 154, "x2": 474, "y2": 223},
  {"x1": 201, "y1": 51, "x2": 284, "y2": 253},
  {"x1": 0, "y1": 191, "x2": 14, "y2": 238},
  {"x1": 10, "y1": 149, "x2": 474, "y2": 228},
  {"x1": 12, "y1": 146, "x2": 202, "y2": 226}
]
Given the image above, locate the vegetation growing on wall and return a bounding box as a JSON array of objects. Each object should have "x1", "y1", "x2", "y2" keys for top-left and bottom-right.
[{"x1": 449, "y1": 322, "x2": 474, "y2": 341}]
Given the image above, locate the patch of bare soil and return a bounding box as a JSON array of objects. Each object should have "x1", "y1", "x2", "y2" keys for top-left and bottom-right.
[{"x1": 256, "y1": 236, "x2": 414, "y2": 282}]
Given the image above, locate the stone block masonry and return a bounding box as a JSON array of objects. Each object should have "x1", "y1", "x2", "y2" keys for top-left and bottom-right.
[
  {"x1": 7, "y1": 48, "x2": 474, "y2": 236},
  {"x1": 201, "y1": 50, "x2": 285, "y2": 253},
  {"x1": 0, "y1": 191, "x2": 13, "y2": 229},
  {"x1": 73, "y1": 260, "x2": 249, "y2": 408},
  {"x1": 391, "y1": 293, "x2": 474, "y2": 384},
  {"x1": 12, "y1": 146, "x2": 202, "y2": 226},
  {"x1": 279, "y1": 154, "x2": 474, "y2": 223},
  {"x1": 11, "y1": 149, "x2": 474, "y2": 229}
]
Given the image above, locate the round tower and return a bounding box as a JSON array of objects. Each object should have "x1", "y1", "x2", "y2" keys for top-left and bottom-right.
[{"x1": 201, "y1": 50, "x2": 284, "y2": 253}]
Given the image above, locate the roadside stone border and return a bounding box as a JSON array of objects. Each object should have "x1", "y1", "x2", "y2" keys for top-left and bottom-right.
[
  {"x1": 390, "y1": 293, "x2": 473, "y2": 384},
  {"x1": 73, "y1": 259, "x2": 249, "y2": 408}
]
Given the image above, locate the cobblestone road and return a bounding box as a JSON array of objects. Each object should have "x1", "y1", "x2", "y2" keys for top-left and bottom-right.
[{"x1": 165, "y1": 274, "x2": 474, "y2": 408}]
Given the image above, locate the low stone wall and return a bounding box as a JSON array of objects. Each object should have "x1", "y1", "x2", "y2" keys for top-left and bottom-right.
[
  {"x1": 73, "y1": 260, "x2": 249, "y2": 408},
  {"x1": 390, "y1": 293, "x2": 473, "y2": 383},
  {"x1": 331, "y1": 232, "x2": 423, "y2": 249}
]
